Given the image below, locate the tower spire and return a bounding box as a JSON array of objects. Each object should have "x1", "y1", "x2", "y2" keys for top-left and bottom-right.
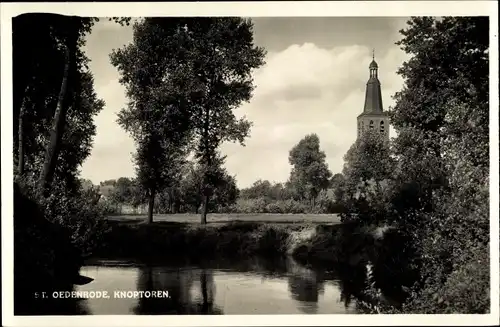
[
  {"x1": 364, "y1": 52, "x2": 383, "y2": 113},
  {"x1": 357, "y1": 49, "x2": 389, "y2": 141}
]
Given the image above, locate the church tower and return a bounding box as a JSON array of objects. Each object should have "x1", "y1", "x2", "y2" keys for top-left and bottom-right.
[{"x1": 357, "y1": 51, "x2": 389, "y2": 141}]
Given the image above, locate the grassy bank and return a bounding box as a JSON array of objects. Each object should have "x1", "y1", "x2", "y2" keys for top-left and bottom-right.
[
  {"x1": 95, "y1": 219, "x2": 378, "y2": 266},
  {"x1": 106, "y1": 213, "x2": 341, "y2": 224},
  {"x1": 96, "y1": 220, "x2": 318, "y2": 261}
]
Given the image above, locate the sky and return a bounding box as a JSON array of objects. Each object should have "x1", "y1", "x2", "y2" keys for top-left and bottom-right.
[{"x1": 80, "y1": 17, "x2": 411, "y2": 189}]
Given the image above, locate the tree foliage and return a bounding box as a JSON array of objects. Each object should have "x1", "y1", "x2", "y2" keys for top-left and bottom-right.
[
  {"x1": 13, "y1": 14, "x2": 105, "y2": 195},
  {"x1": 12, "y1": 14, "x2": 132, "y2": 313},
  {"x1": 338, "y1": 17, "x2": 490, "y2": 313},
  {"x1": 239, "y1": 180, "x2": 289, "y2": 201},
  {"x1": 109, "y1": 177, "x2": 135, "y2": 204},
  {"x1": 287, "y1": 134, "x2": 333, "y2": 204},
  {"x1": 336, "y1": 130, "x2": 395, "y2": 223},
  {"x1": 112, "y1": 17, "x2": 265, "y2": 223},
  {"x1": 176, "y1": 158, "x2": 239, "y2": 213},
  {"x1": 111, "y1": 18, "x2": 197, "y2": 223},
  {"x1": 175, "y1": 18, "x2": 266, "y2": 223},
  {"x1": 392, "y1": 18, "x2": 489, "y2": 314}
]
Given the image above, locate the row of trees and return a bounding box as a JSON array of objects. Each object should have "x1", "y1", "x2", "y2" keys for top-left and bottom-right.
[
  {"x1": 97, "y1": 132, "x2": 343, "y2": 215},
  {"x1": 92, "y1": 160, "x2": 239, "y2": 215},
  {"x1": 333, "y1": 17, "x2": 489, "y2": 313},
  {"x1": 111, "y1": 18, "x2": 265, "y2": 223}
]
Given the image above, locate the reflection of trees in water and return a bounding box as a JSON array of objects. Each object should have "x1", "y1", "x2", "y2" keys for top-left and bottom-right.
[
  {"x1": 286, "y1": 259, "x2": 325, "y2": 314},
  {"x1": 285, "y1": 257, "x2": 372, "y2": 312},
  {"x1": 204, "y1": 256, "x2": 289, "y2": 277},
  {"x1": 133, "y1": 266, "x2": 223, "y2": 315},
  {"x1": 333, "y1": 264, "x2": 370, "y2": 309},
  {"x1": 198, "y1": 269, "x2": 214, "y2": 313}
]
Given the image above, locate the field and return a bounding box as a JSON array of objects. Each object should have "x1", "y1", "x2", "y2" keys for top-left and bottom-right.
[{"x1": 107, "y1": 213, "x2": 341, "y2": 225}]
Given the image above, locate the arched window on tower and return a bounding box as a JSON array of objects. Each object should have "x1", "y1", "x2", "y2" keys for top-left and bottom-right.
[
  {"x1": 369, "y1": 120, "x2": 374, "y2": 129},
  {"x1": 361, "y1": 121, "x2": 365, "y2": 131},
  {"x1": 380, "y1": 121, "x2": 385, "y2": 134}
]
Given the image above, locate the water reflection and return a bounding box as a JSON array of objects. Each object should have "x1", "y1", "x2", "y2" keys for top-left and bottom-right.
[
  {"x1": 22, "y1": 257, "x2": 364, "y2": 315},
  {"x1": 286, "y1": 261, "x2": 325, "y2": 314}
]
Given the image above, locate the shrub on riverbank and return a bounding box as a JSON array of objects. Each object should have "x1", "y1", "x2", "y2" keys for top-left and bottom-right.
[
  {"x1": 14, "y1": 180, "x2": 110, "y2": 314},
  {"x1": 14, "y1": 182, "x2": 86, "y2": 314}
]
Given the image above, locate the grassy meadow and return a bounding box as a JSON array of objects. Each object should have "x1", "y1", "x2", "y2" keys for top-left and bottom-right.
[{"x1": 107, "y1": 213, "x2": 342, "y2": 225}]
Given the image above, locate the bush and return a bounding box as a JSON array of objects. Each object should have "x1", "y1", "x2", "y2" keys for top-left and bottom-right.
[
  {"x1": 232, "y1": 198, "x2": 311, "y2": 214},
  {"x1": 314, "y1": 189, "x2": 342, "y2": 213},
  {"x1": 99, "y1": 198, "x2": 121, "y2": 216},
  {"x1": 33, "y1": 182, "x2": 110, "y2": 257},
  {"x1": 265, "y1": 202, "x2": 283, "y2": 213},
  {"x1": 402, "y1": 244, "x2": 489, "y2": 314},
  {"x1": 234, "y1": 197, "x2": 268, "y2": 213},
  {"x1": 278, "y1": 199, "x2": 308, "y2": 214},
  {"x1": 14, "y1": 181, "x2": 86, "y2": 314}
]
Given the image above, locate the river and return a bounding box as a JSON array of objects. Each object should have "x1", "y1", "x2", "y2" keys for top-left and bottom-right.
[{"x1": 73, "y1": 257, "x2": 362, "y2": 314}]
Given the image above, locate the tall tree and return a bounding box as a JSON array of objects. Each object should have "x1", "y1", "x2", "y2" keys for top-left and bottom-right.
[
  {"x1": 288, "y1": 134, "x2": 332, "y2": 206},
  {"x1": 13, "y1": 15, "x2": 130, "y2": 195},
  {"x1": 177, "y1": 18, "x2": 266, "y2": 223},
  {"x1": 13, "y1": 14, "x2": 104, "y2": 196},
  {"x1": 391, "y1": 17, "x2": 489, "y2": 217},
  {"x1": 113, "y1": 18, "x2": 265, "y2": 223},
  {"x1": 390, "y1": 17, "x2": 489, "y2": 313},
  {"x1": 111, "y1": 18, "x2": 194, "y2": 224}
]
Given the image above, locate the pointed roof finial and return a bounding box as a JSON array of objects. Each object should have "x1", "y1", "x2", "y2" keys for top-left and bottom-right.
[{"x1": 369, "y1": 48, "x2": 378, "y2": 69}]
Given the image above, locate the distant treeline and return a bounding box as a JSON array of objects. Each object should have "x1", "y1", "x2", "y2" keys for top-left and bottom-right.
[
  {"x1": 92, "y1": 177, "x2": 344, "y2": 215},
  {"x1": 91, "y1": 134, "x2": 344, "y2": 215}
]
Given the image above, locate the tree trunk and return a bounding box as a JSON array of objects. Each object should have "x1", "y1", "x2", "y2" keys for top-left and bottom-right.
[
  {"x1": 171, "y1": 189, "x2": 177, "y2": 214},
  {"x1": 200, "y1": 194, "x2": 209, "y2": 224},
  {"x1": 38, "y1": 44, "x2": 72, "y2": 196},
  {"x1": 16, "y1": 83, "x2": 32, "y2": 177},
  {"x1": 173, "y1": 200, "x2": 180, "y2": 214},
  {"x1": 147, "y1": 188, "x2": 156, "y2": 224}
]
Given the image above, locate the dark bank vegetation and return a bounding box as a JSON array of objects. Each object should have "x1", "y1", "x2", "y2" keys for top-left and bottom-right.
[
  {"x1": 333, "y1": 17, "x2": 490, "y2": 314},
  {"x1": 12, "y1": 14, "x2": 131, "y2": 314},
  {"x1": 12, "y1": 15, "x2": 490, "y2": 316}
]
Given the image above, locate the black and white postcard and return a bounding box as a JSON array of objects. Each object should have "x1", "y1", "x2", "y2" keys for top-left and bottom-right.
[{"x1": 1, "y1": 1, "x2": 499, "y2": 326}]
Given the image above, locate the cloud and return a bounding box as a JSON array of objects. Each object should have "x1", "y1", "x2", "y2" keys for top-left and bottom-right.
[
  {"x1": 221, "y1": 43, "x2": 407, "y2": 188},
  {"x1": 80, "y1": 20, "x2": 409, "y2": 189}
]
